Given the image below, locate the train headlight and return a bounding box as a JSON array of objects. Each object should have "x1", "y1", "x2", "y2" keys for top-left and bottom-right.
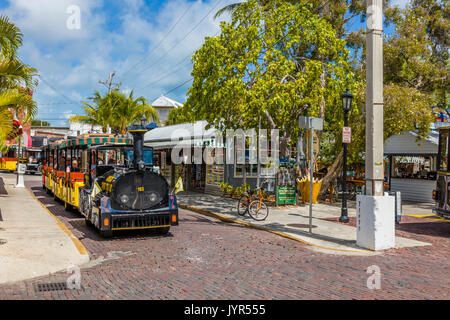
[
  {"x1": 120, "y1": 194, "x2": 129, "y2": 204},
  {"x1": 149, "y1": 192, "x2": 158, "y2": 202}
]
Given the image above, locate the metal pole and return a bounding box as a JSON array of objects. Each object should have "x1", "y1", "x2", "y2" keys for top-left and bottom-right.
[
  {"x1": 16, "y1": 135, "x2": 20, "y2": 184},
  {"x1": 309, "y1": 127, "x2": 313, "y2": 233},
  {"x1": 340, "y1": 110, "x2": 349, "y2": 222},
  {"x1": 365, "y1": 0, "x2": 384, "y2": 196},
  {"x1": 257, "y1": 114, "x2": 260, "y2": 188}
]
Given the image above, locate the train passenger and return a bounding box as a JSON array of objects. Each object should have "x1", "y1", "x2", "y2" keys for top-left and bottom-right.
[{"x1": 72, "y1": 159, "x2": 80, "y2": 172}]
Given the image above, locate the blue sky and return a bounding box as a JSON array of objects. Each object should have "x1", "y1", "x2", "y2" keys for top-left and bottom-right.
[{"x1": 1, "y1": 0, "x2": 408, "y2": 126}]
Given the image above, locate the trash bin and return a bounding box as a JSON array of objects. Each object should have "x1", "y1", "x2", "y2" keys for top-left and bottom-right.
[{"x1": 297, "y1": 178, "x2": 322, "y2": 204}]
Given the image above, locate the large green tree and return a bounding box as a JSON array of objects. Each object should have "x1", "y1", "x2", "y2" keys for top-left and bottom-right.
[
  {"x1": 187, "y1": 0, "x2": 353, "y2": 157},
  {"x1": 318, "y1": 0, "x2": 446, "y2": 195}
]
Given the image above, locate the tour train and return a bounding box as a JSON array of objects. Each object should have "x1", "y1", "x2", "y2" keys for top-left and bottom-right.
[
  {"x1": 432, "y1": 125, "x2": 450, "y2": 219},
  {"x1": 0, "y1": 148, "x2": 40, "y2": 173},
  {"x1": 41, "y1": 121, "x2": 178, "y2": 237}
]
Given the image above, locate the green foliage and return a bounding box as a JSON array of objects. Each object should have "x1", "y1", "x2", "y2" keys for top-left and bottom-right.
[
  {"x1": 219, "y1": 182, "x2": 233, "y2": 195},
  {"x1": 31, "y1": 119, "x2": 50, "y2": 126},
  {"x1": 186, "y1": 0, "x2": 353, "y2": 156},
  {"x1": 165, "y1": 105, "x2": 194, "y2": 126},
  {"x1": 320, "y1": 0, "x2": 446, "y2": 167},
  {"x1": 384, "y1": 0, "x2": 448, "y2": 105}
]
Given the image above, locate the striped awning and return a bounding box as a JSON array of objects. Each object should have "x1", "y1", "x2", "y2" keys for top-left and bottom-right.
[{"x1": 52, "y1": 136, "x2": 133, "y2": 149}]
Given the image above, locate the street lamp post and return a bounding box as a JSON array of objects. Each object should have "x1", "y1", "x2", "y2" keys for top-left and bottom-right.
[{"x1": 340, "y1": 88, "x2": 353, "y2": 223}]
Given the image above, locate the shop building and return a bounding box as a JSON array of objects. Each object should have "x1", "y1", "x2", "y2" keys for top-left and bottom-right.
[
  {"x1": 384, "y1": 130, "x2": 438, "y2": 203},
  {"x1": 144, "y1": 121, "x2": 277, "y2": 195}
]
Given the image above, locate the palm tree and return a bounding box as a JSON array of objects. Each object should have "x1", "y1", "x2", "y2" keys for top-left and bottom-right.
[
  {"x1": 0, "y1": 16, "x2": 38, "y2": 147},
  {"x1": 214, "y1": 2, "x2": 245, "y2": 19},
  {"x1": 112, "y1": 90, "x2": 159, "y2": 135},
  {"x1": 69, "y1": 91, "x2": 113, "y2": 133},
  {"x1": 214, "y1": 0, "x2": 276, "y2": 20},
  {"x1": 70, "y1": 90, "x2": 160, "y2": 136},
  {"x1": 0, "y1": 89, "x2": 36, "y2": 147}
]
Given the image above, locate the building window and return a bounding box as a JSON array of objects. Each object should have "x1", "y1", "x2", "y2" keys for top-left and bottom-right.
[
  {"x1": 234, "y1": 163, "x2": 258, "y2": 178},
  {"x1": 391, "y1": 155, "x2": 437, "y2": 180}
]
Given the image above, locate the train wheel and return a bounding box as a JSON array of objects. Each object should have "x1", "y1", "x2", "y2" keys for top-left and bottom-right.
[
  {"x1": 85, "y1": 218, "x2": 93, "y2": 227},
  {"x1": 64, "y1": 202, "x2": 73, "y2": 211},
  {"x1": 99, "y1": 230, "x2": 113, "y2": 238}
]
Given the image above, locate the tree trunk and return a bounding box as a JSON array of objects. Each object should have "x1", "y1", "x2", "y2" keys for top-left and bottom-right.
[{"x1": 318, "y1": 149, "x2": 344, "y2": 197}]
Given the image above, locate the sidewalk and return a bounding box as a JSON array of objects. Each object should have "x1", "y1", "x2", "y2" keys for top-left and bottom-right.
[
  {"x1": 177, "y1": 192, "x2": 430, "y2": 256},
  {"x1": 0, "y1": 174, "x2": 89, "y2": 285}
]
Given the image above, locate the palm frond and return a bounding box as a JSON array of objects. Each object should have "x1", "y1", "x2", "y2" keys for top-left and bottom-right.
[
  {"x1": 214, "y1": 3, "x2": 243, "y2": 20},
  {"x1": 0, "y1": 58, "x2": 38, "y2": 89},
  {"x1": 0, "y1": 15, "x2": 23, "y2": 59},
  {"x1": 0, "y1": 89, "x2": 37, "y2": 122}
]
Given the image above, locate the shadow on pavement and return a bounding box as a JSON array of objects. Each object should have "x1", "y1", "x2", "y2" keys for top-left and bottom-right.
[{"x1": 396, "y1": 221, "x2": 450, "y2": 238}]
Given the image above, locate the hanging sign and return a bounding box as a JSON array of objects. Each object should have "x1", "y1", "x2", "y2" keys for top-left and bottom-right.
[{"x1": 342, "y1": 127, "x2": 351, "y2": 143}]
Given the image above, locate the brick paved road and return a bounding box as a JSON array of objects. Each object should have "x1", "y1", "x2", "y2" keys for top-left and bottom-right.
[{"x1": 0, "y1": 179, "x2": 449, "y2": 299}]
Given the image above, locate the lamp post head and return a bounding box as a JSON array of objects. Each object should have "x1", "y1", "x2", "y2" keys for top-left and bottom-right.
[
  {"x1": 342, "y1": 88, "x2": 353, "y2": 112},
  {"x1": 140, "y1": 115, "x2": 147, "y2": 126}
]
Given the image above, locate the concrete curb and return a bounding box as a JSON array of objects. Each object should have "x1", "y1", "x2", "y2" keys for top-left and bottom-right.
[{"x1": 178, "y1": 203, "x2": 373, "y2": 254}]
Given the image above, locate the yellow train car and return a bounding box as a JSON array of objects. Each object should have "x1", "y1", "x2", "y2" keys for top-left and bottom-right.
[{"x1": 41, "y1": 134, "x2": 133, "y2": 211}]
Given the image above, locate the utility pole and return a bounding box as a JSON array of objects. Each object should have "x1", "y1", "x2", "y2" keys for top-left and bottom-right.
[
  {"x1": 356, "y1": 0, "x2": 395, "y2": 251},
  {"x1": 365, "y1": 0, "x2": 384, "y2": 196},
  {"x1": 99, "y1": 72, "x2": 121, "y2": 93}
]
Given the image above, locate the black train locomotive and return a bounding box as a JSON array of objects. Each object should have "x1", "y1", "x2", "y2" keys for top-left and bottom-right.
[{"x1": 42, "y1": 118, "x2": 178, "y2": 237}]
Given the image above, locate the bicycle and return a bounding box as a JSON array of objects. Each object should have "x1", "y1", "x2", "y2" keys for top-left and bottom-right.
[{"x1": 237, "y1": 181, "x2": 269, "y2": 221}]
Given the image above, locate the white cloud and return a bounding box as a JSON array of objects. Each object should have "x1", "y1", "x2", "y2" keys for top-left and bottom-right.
[{"x1": 3, "y1": 0, "x2": 235, "y2": 125}]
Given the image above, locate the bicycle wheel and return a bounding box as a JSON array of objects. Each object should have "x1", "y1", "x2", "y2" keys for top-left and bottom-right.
[
  {"x1": 237, "y1": 195, "x2": 250, "y2": 216},
  {"x1": 248, "y1": 200, "x2": 269, "y2": 221}
]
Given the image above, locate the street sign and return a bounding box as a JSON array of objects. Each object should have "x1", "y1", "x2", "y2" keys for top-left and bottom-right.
[
  {"x1": 298, "y1": 116, "x2": 323, "y2": 233},
  {"x1": 343, "y1": 127, "x2": 351, "y2": 143},
  {"x1": 277, "y1": 186, "x2": 296, "y2": 205}
]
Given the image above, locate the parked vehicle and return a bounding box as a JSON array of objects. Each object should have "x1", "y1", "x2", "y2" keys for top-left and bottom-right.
[{"x1": 432, "y1": 126, "x2": 450, "y2": 219}]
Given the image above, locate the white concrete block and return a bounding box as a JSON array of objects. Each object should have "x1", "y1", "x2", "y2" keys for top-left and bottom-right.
[{"x1": 356, "y1": 195, "x2": 395, "y2": 250}]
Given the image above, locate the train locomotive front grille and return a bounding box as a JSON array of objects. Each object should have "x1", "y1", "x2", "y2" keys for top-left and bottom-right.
[{"x1": 111, "y1": 214, "x2": 170, "y2": 230}]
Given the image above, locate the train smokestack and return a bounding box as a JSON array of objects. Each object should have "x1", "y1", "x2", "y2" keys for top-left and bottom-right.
[{"x1": 128, "y1": 115, "x2": 149, "y2": 170}]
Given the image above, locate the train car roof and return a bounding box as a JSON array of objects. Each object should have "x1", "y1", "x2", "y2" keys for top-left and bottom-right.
[
  {"x1": 43, "y1": 136, "x2": 133, "y2": 150},
  {"x1": 87, "y1": 144, "x2": 152, "y2": 150}
]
